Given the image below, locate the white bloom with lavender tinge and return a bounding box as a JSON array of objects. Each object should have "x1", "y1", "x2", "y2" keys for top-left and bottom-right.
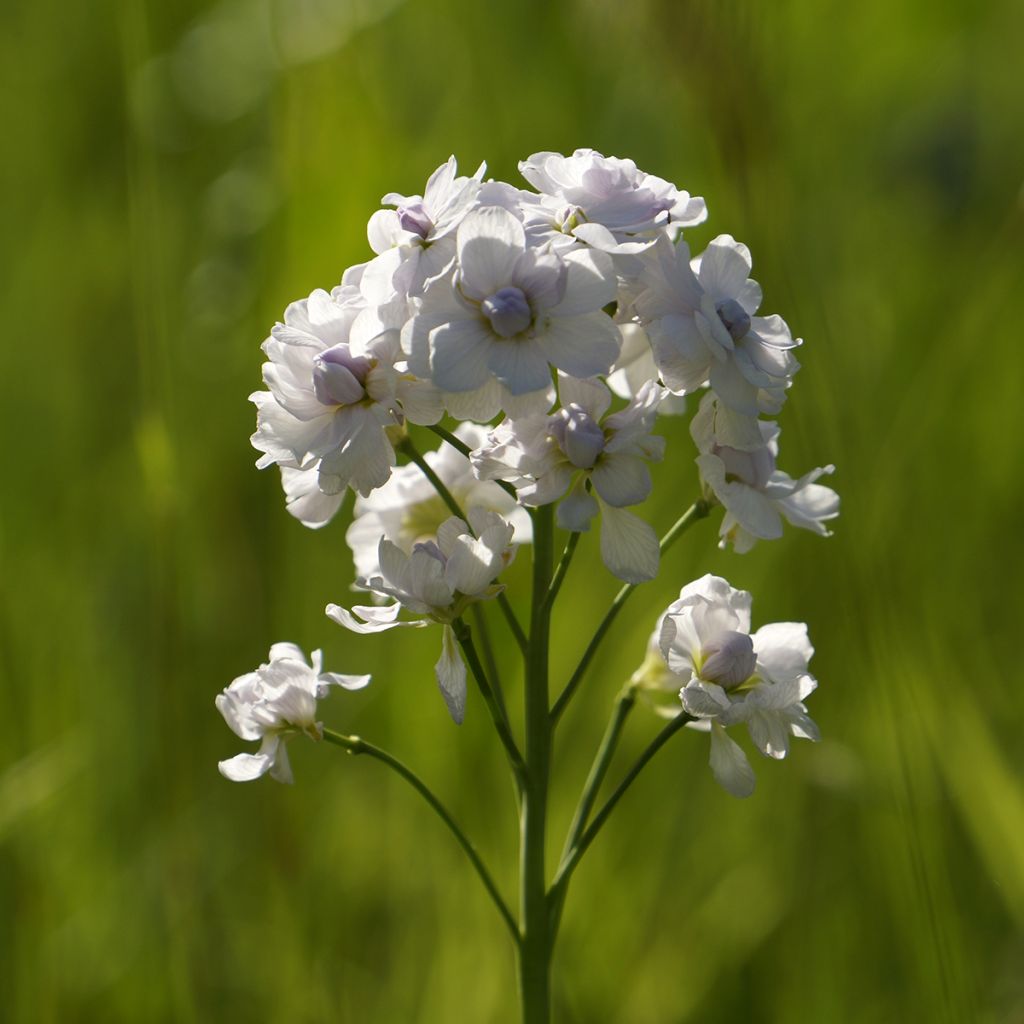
[
  {"x1": 364, "y1": 156, "x2": 486, "y2": 301},
  {"x1": 656, "y1": 575, "x2": 820, "y2": 798},
  {"x1": 250, "y1": 287, "x2": 443, "y2": 501},
  {"x1": 346, "y1": 423, "x2": 531, "y2": 582},
  {"x1": 518, "y1": 148, "x2": 707, "y2": 254},
  {"x1": 327, "y1": 509, "x2": 516, "y2": 722},
  {"x1": 216, "y1": 643, "x2": 370, "y2": 784},
  {"x1": 636, "y1": 235, "x2": 801, "y2": 450},
  {"x1": 472, "y1": 376, "x2": 666, "y2": 583},
  {"x1": 691, "y1": 394, "x2": 840, "y2": 553},
  {"x1": 405, "y1": 206, "x2": 620, "y2": 418}
]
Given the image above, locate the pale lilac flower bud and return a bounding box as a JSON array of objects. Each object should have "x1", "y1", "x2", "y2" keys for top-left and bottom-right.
[
  {"x1": 715, "y1": 297, "x2": 751, "y2": 341},
  {"x1": 552, "y1": 405, "x2": 606, "y2": 469},
  {"x1": 312, "y1": 346, "x2": 371, "y2": 406},
  {"x1": 715, "y1": 442, "x2": 776, "y2": 489},
  {"x1": 397, "y1": 201, "x2": 434, "y2": 238},
  {"x1": 481, "y1": 286, "x2": 533, "y2": 338},
  {"x1": 700, "y1": 630, "x2": 756, "y2": 688}
]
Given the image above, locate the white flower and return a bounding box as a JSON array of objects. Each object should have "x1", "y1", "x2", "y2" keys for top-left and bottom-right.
[
  {"x1": 364, "y1": 156, "x2": 486, "y2": 300},
  {"x1": 405, "y1": 206, "x2": 620, "y2": 416},
  {"x1": 472, "y1": 376, "x2": 666, "y2": 583},
  {"x1": 636, "y1": 235, "x2": 801, "y2": 449},
  {"x1": 326, "y1": 509, "x2": 516, "y2": 722},
  {"x1": 691, "y1": 393, "x2": 840, "y2": 553},
  {"x1": 250, "y1": 287, "x2": 443, "y2": 501},
  {"x1": 346, "y1": 423, "x2": 531, "y2": 582},
  {"x1": 657, "y1": 575, "x2": 820, "y2": 797},
  {"x1": 518, "y1": 148, "x2": 707, "y2": 253},
  {"x1": 216, "y1": 643, "x2": 370, "y2": 784},
  {"x1": 606, "y1": 322, "x2": 687, "y2": 415}
]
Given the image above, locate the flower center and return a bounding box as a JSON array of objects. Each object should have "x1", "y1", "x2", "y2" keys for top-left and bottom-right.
[
  {"x1": 700, "y1": 631, "x2": 756, "y2": 689},
  {"x1": 312, "y1": 346, "x2": 372, "y2": 407},
  {"x1": 481, "y1": 287, "x2": 533, "y2": 338},
  {"x1": 551, "y1": 404, "x2": 606, "y2": 469},
  {"x1": 397, "y1": 202, "x2": 433, "y2": 239},
  {"x1": 715, "y1": 298, "x2": 751, "y2": 342},
  {"x1": 714, "y1": 443, "x2": 776, "y2": 489}
]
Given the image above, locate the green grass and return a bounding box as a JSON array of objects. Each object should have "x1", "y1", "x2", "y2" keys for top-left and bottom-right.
[{"x1": 2, "y1": 0, "x2": 1023, "y2": 1019}]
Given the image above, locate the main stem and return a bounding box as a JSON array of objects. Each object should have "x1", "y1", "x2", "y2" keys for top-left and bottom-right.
[{"x1": 519, "y1": 504, "x2": 554, "y2": 1023}]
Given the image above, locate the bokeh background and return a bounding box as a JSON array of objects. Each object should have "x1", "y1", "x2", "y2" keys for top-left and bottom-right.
[{"x1": 3, "y1": 0, "x2": 1023, "y2": 1020}]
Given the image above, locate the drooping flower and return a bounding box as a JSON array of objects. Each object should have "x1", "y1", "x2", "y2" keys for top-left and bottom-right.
[
  {"x1": 216, "y1": 643, "x2": 370, "y2": 784},
  {"x1": 405, "y1": 206, "x2": 620, "y2": 419},
  {"x1": 326, "y1": 509, "x2": 516, "y2": 722},
  {"x1": 250, "y1": 287, "x2": 442, "y2": 502},
  {"x1": 691, "y1": 393, "x2": 840, "y2": 552},
  {"x1": 636, "y1": 235, "x2": 801, "y2": 450},
  {"x1": 472, "y1": 376, "x2": 666, "y2": 583},
  {"x1": 656, "y1": 575, "x2": 820, "y2": 797},
  {"x1": 518, "y1": 148, "x2": 707, "y2": 254},
  {"x1": 346, "y1": 423, "x2": 531, "y2": 581}
]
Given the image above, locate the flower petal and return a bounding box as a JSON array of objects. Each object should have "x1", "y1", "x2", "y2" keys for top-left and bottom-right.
[
  {"x1": 709, "y1": 723, "x2": 756, "y2": 798},
  {"x1": 436, "y1": 625, "x2": 467, "y2": 724},
  {"x1": 598, "y1": 502, "x2": 659, "y2": 583}
]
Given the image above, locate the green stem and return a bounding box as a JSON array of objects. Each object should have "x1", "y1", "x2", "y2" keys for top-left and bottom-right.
[
  {"x1": 470, "y1": 603, "x2": 508, "y2": 723},
  {"x1": 519, "y1": 504, "x2": 554, "y2": 1024},
  {"x1": 453, "y1": 618, "x2": 526, "y2": 789},
  {"x1": 543, "y1": 531, "x2": 580, "y2": 612},
  {"x1": 550, "y1": 500, "x2": 710, "y2": 725},
  {"x1": 322, "y1": 729, "x2": 519, "y2": 943},
  {"x1": 559, "y1": 687, "x2": 636, "y2": 866},
  {"x1": 549, "y1": 687, "x2": 636, "y2": 932},
  {"x1": 548, "y1": 712, "x2": 694, "y2": 912},
  {"x1": 399, "y1": 436, "x2": 528, "y2": 654}
]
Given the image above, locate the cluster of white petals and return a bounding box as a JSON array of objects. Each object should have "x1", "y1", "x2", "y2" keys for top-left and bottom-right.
[
  {"x1": 327, "y1": 509, "x2": 516, "y2": 723},
  {"x1": 217, "y1": 643, "x2": 370, "y2": 784},
  {"x1": 226, "y1": 148, "x2": 839, "y2": 795},
  {"x1": 471, "y1": 375, "x2": 666, "y2": 583},
  {"x1": 346, "y1": 423, "x2": 530, "y2": 582},
  {"x1": 691, "y1": 394, "x2": 840, "y2": 552},
  {"x1": 648, "y1": 575, "x2": 820, "y2": 797}
]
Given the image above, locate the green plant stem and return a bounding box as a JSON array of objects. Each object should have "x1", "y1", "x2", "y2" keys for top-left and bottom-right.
[
  {"x1": 559, "y1": 686, "x2": 636, "y2": 866},
  {"x1": 398, "y1": 436, "x2": 528, "y2": 654},
  {"x1": 519, "y1": 504, "x2": 554, "y2": 1024},
  {"x1": 550, "y1": 499, "x2": 710, "y2": 724},
  {"x1": 548, "y1": 712, "x2": 694, "y2": 910},
  {"x1": 427, "y1": 423, "x2": 517, "y2": 499},
  {"x1": 470, "y1": 603, "x2": 507, "y2": 722},
  {"x1": 543, "y1": 531, "x2": 579, "y2": 612},
  {"x1": 322, "y1": 729, "x2": 519, "y2": 944},
  {"x1": 453, "y1": 618, "x2": 526, "y2": 789},
  {"x1": 548, "y1": 686, "x2": 636, "y2": 932}
]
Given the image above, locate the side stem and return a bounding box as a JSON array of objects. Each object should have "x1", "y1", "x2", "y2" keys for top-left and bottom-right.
[
  {"x1": 548, "y1": 712, "x2": 694, "y2": 906},
  {"x1": 322, "y1": 729, "x2": 519, "y2": 943},
  {"x1": 550, "y1": 499, "x2": 710, "y2": 724}
]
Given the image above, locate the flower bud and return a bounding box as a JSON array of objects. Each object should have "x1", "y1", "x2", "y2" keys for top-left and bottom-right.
[
  {"x1": 715, "y1": 298, "x2": 751, "y2": 341},
  {"x1": 397, "y1": 202, "x2": 434, "y2": 238},
  {"x1": 700, "y1": 631, "x2": 756, "y2": 688},
  {"x1": 559, "y1": 405, "x2": 606, "y2": 468},
  {"x1": 481, "y1": 287, "x2": 533, "y2": 338},
  {"x1": 714, "y1": 442, "x2": 776, "y2": 489},
  {"x1": 313, "y1": 346, "x2": 371, "y2": 407}
]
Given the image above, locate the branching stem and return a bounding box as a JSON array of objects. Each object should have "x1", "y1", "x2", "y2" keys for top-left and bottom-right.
[{"x1": 322, "y1": 729, "x2": 519, "y2": 944}]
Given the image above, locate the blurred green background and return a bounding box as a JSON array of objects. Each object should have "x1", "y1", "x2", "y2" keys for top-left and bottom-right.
[{"x1": 3, "y1": 0, "x2": 1023, "y2": 1020}]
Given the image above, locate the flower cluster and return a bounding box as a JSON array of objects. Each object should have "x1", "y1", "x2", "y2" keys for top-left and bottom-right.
[
  {"x1": 223, "y1": 148, "x2": 838, "y2": 793},
  {"x1": 633, "y1": 576, "x2": 819, "y2": 796},
  {"x1": 216, "y1": 644, "x2": 370, "y2": 783}
]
